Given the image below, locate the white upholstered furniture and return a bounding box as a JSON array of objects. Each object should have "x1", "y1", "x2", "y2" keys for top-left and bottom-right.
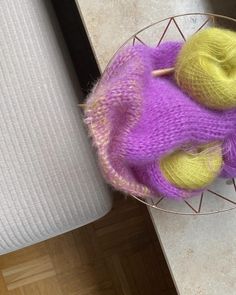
[{"x1": 0, "y1": 0, "x2": 112, "y2": 254}]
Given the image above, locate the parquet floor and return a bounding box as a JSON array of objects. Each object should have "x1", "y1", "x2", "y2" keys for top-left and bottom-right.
[{"x1": 0, "y1": 194, "x2": 176, "y2": 295}]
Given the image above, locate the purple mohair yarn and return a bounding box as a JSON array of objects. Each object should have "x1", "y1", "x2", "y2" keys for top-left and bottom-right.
[
  {"x1": 221, "y1": 133, "x2": 236, "y2": 178},
  {"x1": 120, "y1": 45, "x2": 236, "y2": 166},
  {"x1": 86, "y1": 42, "x2": 236, "y2": 199}
]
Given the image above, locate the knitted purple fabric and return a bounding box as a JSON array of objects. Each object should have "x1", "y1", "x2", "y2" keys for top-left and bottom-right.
[{"x1": 85, "y1": 42, "x2": 236, "y2": 199}]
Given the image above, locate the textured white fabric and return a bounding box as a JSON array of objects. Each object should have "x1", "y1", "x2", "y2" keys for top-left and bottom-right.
[{"x1": 0, "y1": 0, "x2": 112, "y2": 254}]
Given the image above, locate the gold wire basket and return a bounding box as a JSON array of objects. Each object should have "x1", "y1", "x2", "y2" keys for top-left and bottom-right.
[{"x1": 104, "y1": 13, "x2": 236, "y2": 215}]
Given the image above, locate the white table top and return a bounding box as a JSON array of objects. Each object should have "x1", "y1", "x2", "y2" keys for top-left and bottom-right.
[{"x1": 76, "y1": 1, "x2": 236, "y2": 294}]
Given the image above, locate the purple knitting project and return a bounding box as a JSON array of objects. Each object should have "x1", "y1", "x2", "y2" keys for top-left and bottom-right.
[{"x1": 85, "y1": 42, "x2": 236, "y2": 199}]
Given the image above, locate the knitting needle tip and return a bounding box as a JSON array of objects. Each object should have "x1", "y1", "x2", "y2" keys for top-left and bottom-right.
[
  {"x1": 152, "y1": 67, "x2": 175, "y2": 77},
  {"x1": 78, "y1": 103, "x2": 87, "y2": 108}
]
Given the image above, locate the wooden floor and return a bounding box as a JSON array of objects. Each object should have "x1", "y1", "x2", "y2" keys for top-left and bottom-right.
[{"x1": 0, "y1": 194, "x2": 176, "y2": 295}]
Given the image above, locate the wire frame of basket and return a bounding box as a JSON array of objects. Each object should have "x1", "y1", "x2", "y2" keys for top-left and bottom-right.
[{"x1": 90, "y1": 13, "x2": 236, "y2": 215}]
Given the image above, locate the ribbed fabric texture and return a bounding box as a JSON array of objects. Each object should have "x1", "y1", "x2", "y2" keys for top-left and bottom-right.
[{"x1": 0, "y1": 0, "x2": 112, "y2": 254}]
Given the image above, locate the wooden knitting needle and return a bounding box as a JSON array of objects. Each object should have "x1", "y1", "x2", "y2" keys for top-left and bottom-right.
[
  {"x1": 78, "y1": 103, "x2": 87, "y2": 108},
  {"x1": 152, "y1": 67, "x2": 175, "y2": 77}
]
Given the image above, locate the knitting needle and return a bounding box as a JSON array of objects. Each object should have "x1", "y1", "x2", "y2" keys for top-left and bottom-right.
[
  {"x1": 152, "y1": 67, "x2": 175, "y2": 77},
  {"x1": 78, "y1": 103, "x2": 87, "y2": 108}
]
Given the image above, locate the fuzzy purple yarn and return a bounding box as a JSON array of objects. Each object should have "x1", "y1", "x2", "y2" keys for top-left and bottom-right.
[
  {"x1": 221, "y1": 134, "x2": 236, "y2": 178},
  {"x1": 121, "y1": 46, "x2": 236, "y2": 165},
  {"x1": 87, "y1": 42, "x2": 236, "y2": 199}
]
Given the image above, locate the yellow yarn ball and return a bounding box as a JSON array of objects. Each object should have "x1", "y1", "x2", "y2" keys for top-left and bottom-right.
[
  {"x1": 160, "y1": 143, "x2": 222, "y2": 190},
  {"x1": 175, "y1": 28, "x2": 236, "y2": 110}
]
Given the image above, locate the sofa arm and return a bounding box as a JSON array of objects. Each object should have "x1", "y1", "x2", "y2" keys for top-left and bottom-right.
[{"x1": 0, "y1": 0, "x2": 112, "y2": 255}]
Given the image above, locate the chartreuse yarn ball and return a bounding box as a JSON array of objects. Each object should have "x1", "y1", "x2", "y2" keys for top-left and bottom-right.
[
  {"x1": 160, "y1": 143, "x2": 223, "y2": 190},
  {"x1": 175, "y1": 28, "x2": 236, "y2": 110}
]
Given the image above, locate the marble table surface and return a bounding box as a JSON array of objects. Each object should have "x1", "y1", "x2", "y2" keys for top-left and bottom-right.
[{"x1": 76, "y1": 1, "x2": 236, "y2": 294}]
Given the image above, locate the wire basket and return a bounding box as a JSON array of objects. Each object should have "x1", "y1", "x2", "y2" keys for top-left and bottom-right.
[{"x1": 95, "y1": 13, "x2": 236, "y2": 215}]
